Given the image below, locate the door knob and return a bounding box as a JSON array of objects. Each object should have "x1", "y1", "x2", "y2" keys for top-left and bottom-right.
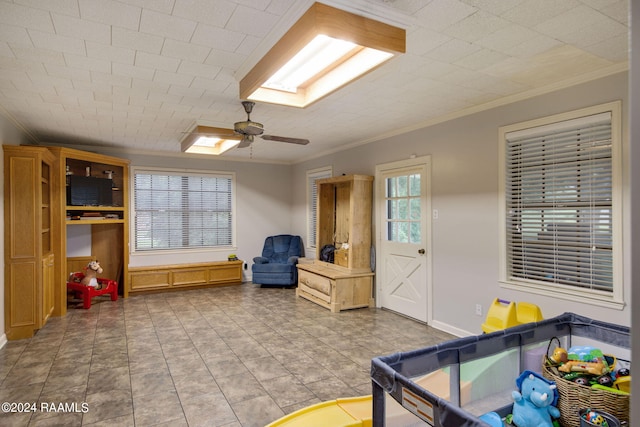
[{"x1": 418, "y1": 248, "x2": 425, "y2": 254}]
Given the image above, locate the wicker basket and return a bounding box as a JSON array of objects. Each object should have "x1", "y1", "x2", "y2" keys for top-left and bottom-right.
[{"x1": 542, "y1": 363, "x2": 629, "y2": 427}]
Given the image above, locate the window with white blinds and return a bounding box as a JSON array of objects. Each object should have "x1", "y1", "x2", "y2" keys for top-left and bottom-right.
[
  {"x1": 501, "y1": 104, "x2": 620, "y2": 296},
  {"x1": 133, "y1": 169, "x2": 234, "y2": 251},
  {"x1": 307, "y1": 167, "x2": 332, "y2": 248}
]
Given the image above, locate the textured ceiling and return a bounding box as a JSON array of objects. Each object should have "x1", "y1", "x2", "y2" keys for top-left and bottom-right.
[{"x1": 0, "y1": 0, "x2": 629, "y2": 163}]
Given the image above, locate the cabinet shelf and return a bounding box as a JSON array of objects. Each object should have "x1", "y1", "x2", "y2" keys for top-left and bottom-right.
[
  {"x1": 66, "y1": 205, "x2": 124, "y2": 222},
  {"x1": 66, "y1": 205, "x2": 123, "y2": 211},
  {"x1": 66, "y1": 219, "x2": 125, "y2": 225}
]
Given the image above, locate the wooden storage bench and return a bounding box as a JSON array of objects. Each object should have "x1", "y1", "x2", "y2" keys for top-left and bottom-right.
[
  {"x1": 128, "y1": 260, "x2": 242, "y2": 294},
  {"x1": 296, "y1": 263, "x2": 374, "y2": 312}
]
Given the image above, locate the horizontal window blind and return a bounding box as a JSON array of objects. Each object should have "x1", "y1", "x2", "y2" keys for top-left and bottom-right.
[
  {"x1": 504, "y1": 112, "x2": 613, "y2": 291},
  {"x1": 134, "y1": 170, "x2": 233, "y2": 251}
]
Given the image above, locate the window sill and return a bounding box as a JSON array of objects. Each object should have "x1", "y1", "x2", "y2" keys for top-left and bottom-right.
[
  {"x1": 499, "y1": 280, "x2": 625, "y2": 311},
  {"x1": 131, "y1": 246, "x2": 236, "y2": 257}
]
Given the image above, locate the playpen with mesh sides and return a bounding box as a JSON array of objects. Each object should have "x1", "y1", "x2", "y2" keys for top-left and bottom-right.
[{"x1": 371, "y1": 313, "x2": 630, "y2": 427}]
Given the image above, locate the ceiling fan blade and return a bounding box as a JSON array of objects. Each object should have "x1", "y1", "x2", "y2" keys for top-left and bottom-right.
[
  {"x1": 261, "y1": 135, "x2": 310, "y2": 145},
  {"x1": 237, "y1": 135, "x2": 253, "y2": 148}
]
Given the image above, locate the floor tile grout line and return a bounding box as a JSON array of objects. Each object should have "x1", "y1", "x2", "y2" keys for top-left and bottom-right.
[
  {"x1": 0, "y1": 284, "x2": 454, "y2": 426},
  {"x1": 169, "y1": 294, "x2": 226, "y2": 427}
]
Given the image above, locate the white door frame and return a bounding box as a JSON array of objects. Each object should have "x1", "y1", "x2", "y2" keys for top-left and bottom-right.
[{"x1": 375, "y1": 156, "x2": 433, "y2": 324}]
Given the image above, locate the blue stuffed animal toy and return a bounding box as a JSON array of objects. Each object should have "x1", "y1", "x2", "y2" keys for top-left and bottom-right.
[{"x1": 511, "y1": 370, "x2": 560, "y2": 427}]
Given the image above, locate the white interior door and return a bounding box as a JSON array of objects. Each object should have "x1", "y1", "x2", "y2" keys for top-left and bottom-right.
[{"x1": 376, "y1": 157, "x2": 431, "y2": 323}]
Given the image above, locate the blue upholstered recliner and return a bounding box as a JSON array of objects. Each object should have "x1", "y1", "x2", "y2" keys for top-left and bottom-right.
[{"x1": 252, "y1": 235, "x2": 303, "y2": 287}]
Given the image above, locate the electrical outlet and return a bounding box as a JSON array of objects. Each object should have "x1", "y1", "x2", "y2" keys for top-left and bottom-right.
[{"x1": 475, "y1": 304, "x2": 482, "y2": 316}]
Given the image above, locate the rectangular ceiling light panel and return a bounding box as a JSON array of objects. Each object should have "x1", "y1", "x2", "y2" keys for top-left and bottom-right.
[
  {"x1": 263, "y1": 34, "x2": 357, "y2": 93},
  {"x1": 240, "y1": 2, "x2": 406, "y2": 108},
  {"x1": 181, "y1": 126, "x2": 241, "y2": 155}
]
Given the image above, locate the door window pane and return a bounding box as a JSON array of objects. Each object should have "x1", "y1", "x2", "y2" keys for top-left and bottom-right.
[{"x1": 385, "y1": 173, "x2": 422, "y2": 243}]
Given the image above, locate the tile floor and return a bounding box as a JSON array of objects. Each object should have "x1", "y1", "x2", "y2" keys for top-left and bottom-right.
[{"x1": 0, "y1": 283, "x2": 454, "y2": 427}]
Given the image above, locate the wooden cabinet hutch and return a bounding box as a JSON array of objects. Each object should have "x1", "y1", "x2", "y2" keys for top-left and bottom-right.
[
  {"x1": 3, "y1": 145, "x2": 130, "y2": 338},
  {"x1": 296, "y1": 174, "x2": 375, "y2": 312}
]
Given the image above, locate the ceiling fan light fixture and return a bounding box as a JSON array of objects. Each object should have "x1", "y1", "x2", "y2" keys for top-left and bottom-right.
[
  {"x1": 232, "y1": 101, "x2": 310, "y2": 148},
  {"x1": 240, "y1": 2, "x2": 405, "y2": 108},
  {"x1": 181, "y1": 125, "x2": 242, "y2": 155}
]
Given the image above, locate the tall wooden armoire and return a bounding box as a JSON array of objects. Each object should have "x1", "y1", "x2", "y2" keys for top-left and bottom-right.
[{"x1": 3, "y1": 145, "x2": 56, "y2": 339}]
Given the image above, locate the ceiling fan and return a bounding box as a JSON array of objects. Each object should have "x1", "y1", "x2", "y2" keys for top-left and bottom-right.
[{"x1": 234, "y1": 101, "x2": 310, "y2": 148}]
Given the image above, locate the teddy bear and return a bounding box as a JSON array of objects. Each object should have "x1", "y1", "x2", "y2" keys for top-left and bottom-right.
[
  {"x1": 511, "y1": 370, "x2": 560, "y2": 427},
  {"x1": 81, "y1": 260, "x2": 104, "y2": 289}
]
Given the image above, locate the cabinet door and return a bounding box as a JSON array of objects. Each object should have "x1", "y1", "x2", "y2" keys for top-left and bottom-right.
[
  {"x1": 4, "y1": 152, "x2": 38, "y2": 339},
  {"x1": 6, "y1": 262, "x2": 38, "y2": 339},
  {"x1": 41, "y1": 253, "x2": 55, "y2": 326}
]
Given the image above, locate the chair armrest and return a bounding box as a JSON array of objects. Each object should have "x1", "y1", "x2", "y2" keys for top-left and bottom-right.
[
  {"x1": 287, "y1": 256, "x2": 299, "y2": 265},
  {"x1": 253, "y1": 256, "x2": 269, "y2": 264}
]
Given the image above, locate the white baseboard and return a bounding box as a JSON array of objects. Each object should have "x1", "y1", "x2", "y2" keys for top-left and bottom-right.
[
  {"x1": 429, "y1": 320, "x2": 475, "y2": 338},
  {"x1": 0, "y1": 333, "x2": 7, "y2": 349}
]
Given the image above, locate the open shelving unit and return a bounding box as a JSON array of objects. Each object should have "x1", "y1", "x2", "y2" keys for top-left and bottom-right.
[{"x1": 48, "y1": 146, "x2": 130, "y2": 316}]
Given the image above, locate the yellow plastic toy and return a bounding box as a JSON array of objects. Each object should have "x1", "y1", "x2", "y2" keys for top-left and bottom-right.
[
  {"x1": 613, "y1": 375, "x2": 631, "y2": 393},
  {"x1": 481, "y1": 298, "x2": 518, "y2": 333},
  {"x1": 266, "y1": 396, "x2": 372, "y2": 427},
  {"x1": 481, "y1": 298, "x2": 543, "y2": 333},
  {"x1": 516, "y1": 302, "x2": 544, "y2": 325}
]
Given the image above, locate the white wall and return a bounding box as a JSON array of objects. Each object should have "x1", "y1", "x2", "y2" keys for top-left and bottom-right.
[
  {"x1": 629, "y1": 0, "x2": 639, "y2": 416},
  {"x1": 292, "y1": 72, "x2": 631, "y2": 335}
]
